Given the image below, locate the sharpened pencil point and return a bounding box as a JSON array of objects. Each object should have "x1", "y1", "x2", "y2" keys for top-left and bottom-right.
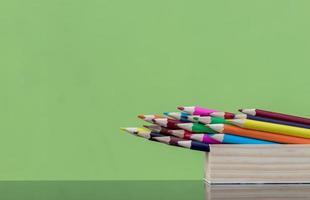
[
  {"x1": 177, "y1": 141, "x2": 191, "y2": 148},
  {"x1": 138, "y1": 115, "x2": 144, "y2": 119},
  {"x1": 238, "y1": 109, "x2": 242, "y2": 112},
  {"x1": 207, "y1": 124, "x2": 224, "y2": 133},
  {"x1": 190, "y1": 134, "x2": 202, "y2": 141},
  {"x1": 209, "y1": 133, "x2": 224, "y2": 142},
  {"x1": 230, "y1": 119, "x2": 245, "y2": 127},
  {"x1": 177, "y1": 123, "x2": 192, "y2": 131},
  {"x1": 154, "y1": 118, "x2": 165, "y2": 123},
  {"x1": 163, "y1": 112, "x2": 169, "y2": 116},
  {"x1": 178, "y1": 106, "x2": 184, "y2": 110},
  {"x1": 153, "y1": 136, "x2": 170, "y2": 144},
  {"x1": 122, "y1": 127, "x2": 138, "y2": 134},
  {"x1": 240, "y1": 109, "x2": 256, "y2": 116}
]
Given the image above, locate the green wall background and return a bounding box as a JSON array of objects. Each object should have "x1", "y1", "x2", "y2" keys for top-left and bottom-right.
[{"x1": 0, "y1": 0, "x2": 309, "y2": 180}]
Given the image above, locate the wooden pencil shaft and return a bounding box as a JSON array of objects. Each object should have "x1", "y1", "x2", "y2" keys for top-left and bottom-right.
[{"x1": 235, "y1": 119, "x2": 310, "y2": 139}]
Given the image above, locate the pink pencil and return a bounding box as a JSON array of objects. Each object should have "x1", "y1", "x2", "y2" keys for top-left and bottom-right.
[{"x1": 178, "y1": 106, "x2": 217, "y2": 116}]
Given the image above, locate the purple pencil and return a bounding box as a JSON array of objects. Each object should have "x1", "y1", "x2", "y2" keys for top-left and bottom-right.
[{"x1": 190, "y1": 134, "x2": 221, "y2": 144}]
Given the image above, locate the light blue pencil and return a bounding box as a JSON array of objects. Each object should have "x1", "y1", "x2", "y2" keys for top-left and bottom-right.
[
  {"x1": 163, "y1": 112, "x2": 191, "y2": 122},
  {"x1": 208, "y1": 133, "x2": 278, "y2": 144}
]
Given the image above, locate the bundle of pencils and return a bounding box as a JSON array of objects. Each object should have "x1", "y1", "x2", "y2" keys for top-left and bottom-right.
[{"x1": 121, "y1": 106, "x2": 310, "y2": 152}]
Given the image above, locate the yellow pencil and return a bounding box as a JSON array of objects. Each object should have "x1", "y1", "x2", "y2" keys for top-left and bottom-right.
[{"x1": 229, "y1": 119, "x2": 310, "y2": 139}]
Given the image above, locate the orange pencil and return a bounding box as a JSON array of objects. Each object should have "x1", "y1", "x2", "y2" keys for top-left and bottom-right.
[
  {"x1": 138, "y1": 114, "x2": 164, "y2": 123},
  {"x1": 207, "y1": 124, "x2": 310, "y2": 144}
]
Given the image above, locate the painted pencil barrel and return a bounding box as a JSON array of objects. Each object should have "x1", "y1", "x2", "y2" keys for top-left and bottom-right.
[
  {"x1": 153, "y1": 136, "x2": 186, "y2": 146},
  {"x1": 177, "y1": 123, "x2": 218, "y2": 133},
  {"x1": 190, "y1": 134, "x2": 221, "y2": 144},
  {"x1": 163, "y1": 112, "x2": 191, "y2": 122},
  {"x1": 153, "y1": 118, "x2": 182, "y2": 129},
  {"x1": 208, "y1": 124, "x2": 310, "y2": 144},
  {"x1": 178, "y1": 106, "x2": 217, "y2": 116},
  {"x1": 240, "y1": 108, "x2": 310, "y2": 125},
  {"x1": 167, "y1": 129, "x2": 193, "y2": 140},
  {"x1": 177, "y1": 140, "x2": 210, "y2": 152},
  {"x1": 231, "y1": 119, "x2": 310, "y2": 139},
  {"x1": 210, "y1": 111, "x2": 235, "y2": 119},
  {"x1": 189, "y1": 116, "x2": 230, "y2": 125},
  {"x1": 235, "y1": 114, "x2": 310, "y2": 129},
  {"x1": 208, "y1": 133, "x2": 277, "y2": 144},
  {"x1": 169, "y1": 130, "x2": 220, "y2": 144}
]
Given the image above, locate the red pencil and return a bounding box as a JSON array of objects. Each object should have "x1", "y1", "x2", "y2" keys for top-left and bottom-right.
[
  {"x1": 210, "y1": 111, "x2": 235, "y2": 119},
  {"x1": 239, "y1": 108, "x2": 310, "y2": 125},
  {"x1": 138, "y1": 114, "x2": 164, "y2": 123},
  {"x1": 143, "y1": 125, "x2": 171, "y2": 135},
  {"x1": 153, "y1": 118, "x2": 182, "y2": 129}
]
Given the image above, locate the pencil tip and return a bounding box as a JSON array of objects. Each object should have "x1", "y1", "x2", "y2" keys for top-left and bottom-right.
[
  {"x1": 207, "y1": 124, "x2": 224, "y2": 133},
  {"x1": 178, "y1": 106, "x2": 184, "y2": 110},
  {"x1": 121, "y1": 127, "x2": 138, "y2": 134},
  {"x1": 138, "y1": 115, "x2": 144, "y2": 119},
  {"x1": 153, "y1": 136, "x2": 170, "y2": 143},
  {"x1": 153, "y1": 118, "x2": 167, "y2": 126},
  {"x1": 177, "y1": 140, "x2": 191, "y2": 148},
  {"x1": 240, "y1": 108, "x2": 256, "y2": 116},
  {"x1": 238, "y1": 109, "x2": 242, "y2": 112},
  {"x1": 177, "y1": 123, "x2": 192, "y2": 131},
  {"x1": 154, "y1": 118, "x2": 163, "y2": 122},
  {"x1": 163, "y1": 112, "x2": 169, "y2": 116},
  {"x1": 230, "y1": 119, "x2": 244, "y2": 127}
]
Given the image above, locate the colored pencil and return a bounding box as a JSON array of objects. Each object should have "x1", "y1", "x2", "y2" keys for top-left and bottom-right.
[
  {"x1": 163, "y1": 112, "x2": 191, "y2": 122},
  {"x1": 152, "y1": 136, "x2": 186, "y2": 146},
  {"x1": 177, "y1": 106, "x2": 217, "y2": 116},
  {"x1": 188, "y1": 116, "x2": 230, "y2": 125},
  {"x1": 234, "y1": 114, "x2": 310, "y2": 129},
  {"x1": 143, "y1": 125, "x2": 171, "y2": 134},
  {"x1": 188, "y1": 134, "x2": 221, "y2": 144},
  {"x1": 207, "y1": 133, "x2": 277, "y2": 144},
  {"x1": 230, "y1": 119, "x2": 310, "y2": 139},
  {"x1": 168, "y1": 130, "x2": 220, "y2": 144},
  {"x1": 153, "y1": 118, "x2": 182, "y2": 129},
  {"x1": 239, "y1": 108, "x2": 310, "y2": 125},
  {"x1": 121, "y1": 127, "x2": 148, "y2": 134},
  {"x1": 166, "y1": 129, "x2": 193, "y2": 139},
  {"x1": 122, "y1": 128, "x2": 184, "y2": 150},
  {"x1": 186, "y1": 115, "x2": 200, "y2": 123},
  {"x1": 138, "y1": 114, "x2": 164, "y2": 123},
  {"x1": 121, "y1": 127, "x2": 165, "y2": 140},
  {"x1": 207, "y1": 124, "x2": 310, "y2": 144},
  {"x1": 210, "y1": 111, "x2": 235, "y2": 119},
  {"x1": 177, "y1": 140, "x2": 210, "y2": 152},
  {"x1": 177, "y1": 123, "x2": 218, "y2": 133}
]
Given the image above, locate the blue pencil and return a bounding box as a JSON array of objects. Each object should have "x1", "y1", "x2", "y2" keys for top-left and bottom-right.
[
  {"x1": 208, "y1": 133, "x2": 277, "y2": 144},
  {"x1": 177, "y1": 140, "x2": 210, "y2": 152},
  {"x1": 163, "y1": 112, "x2": 191, "y2": 122},
  {"x1": 235, "y1": 114, "x2": 310, "y2": 129}
]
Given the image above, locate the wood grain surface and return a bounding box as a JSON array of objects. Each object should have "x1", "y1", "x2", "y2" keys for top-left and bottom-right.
[{"x1": 204, "y1": 144, "x2": 310, "y2": 184}]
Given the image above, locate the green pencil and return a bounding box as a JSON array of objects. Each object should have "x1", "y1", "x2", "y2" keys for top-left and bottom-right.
[
  {"x1": 177, "y1": 123, "x2": 218, "y2": 133},
  {"x1": 188, "y1": 116, "x2": 231, "y2": 124}
]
